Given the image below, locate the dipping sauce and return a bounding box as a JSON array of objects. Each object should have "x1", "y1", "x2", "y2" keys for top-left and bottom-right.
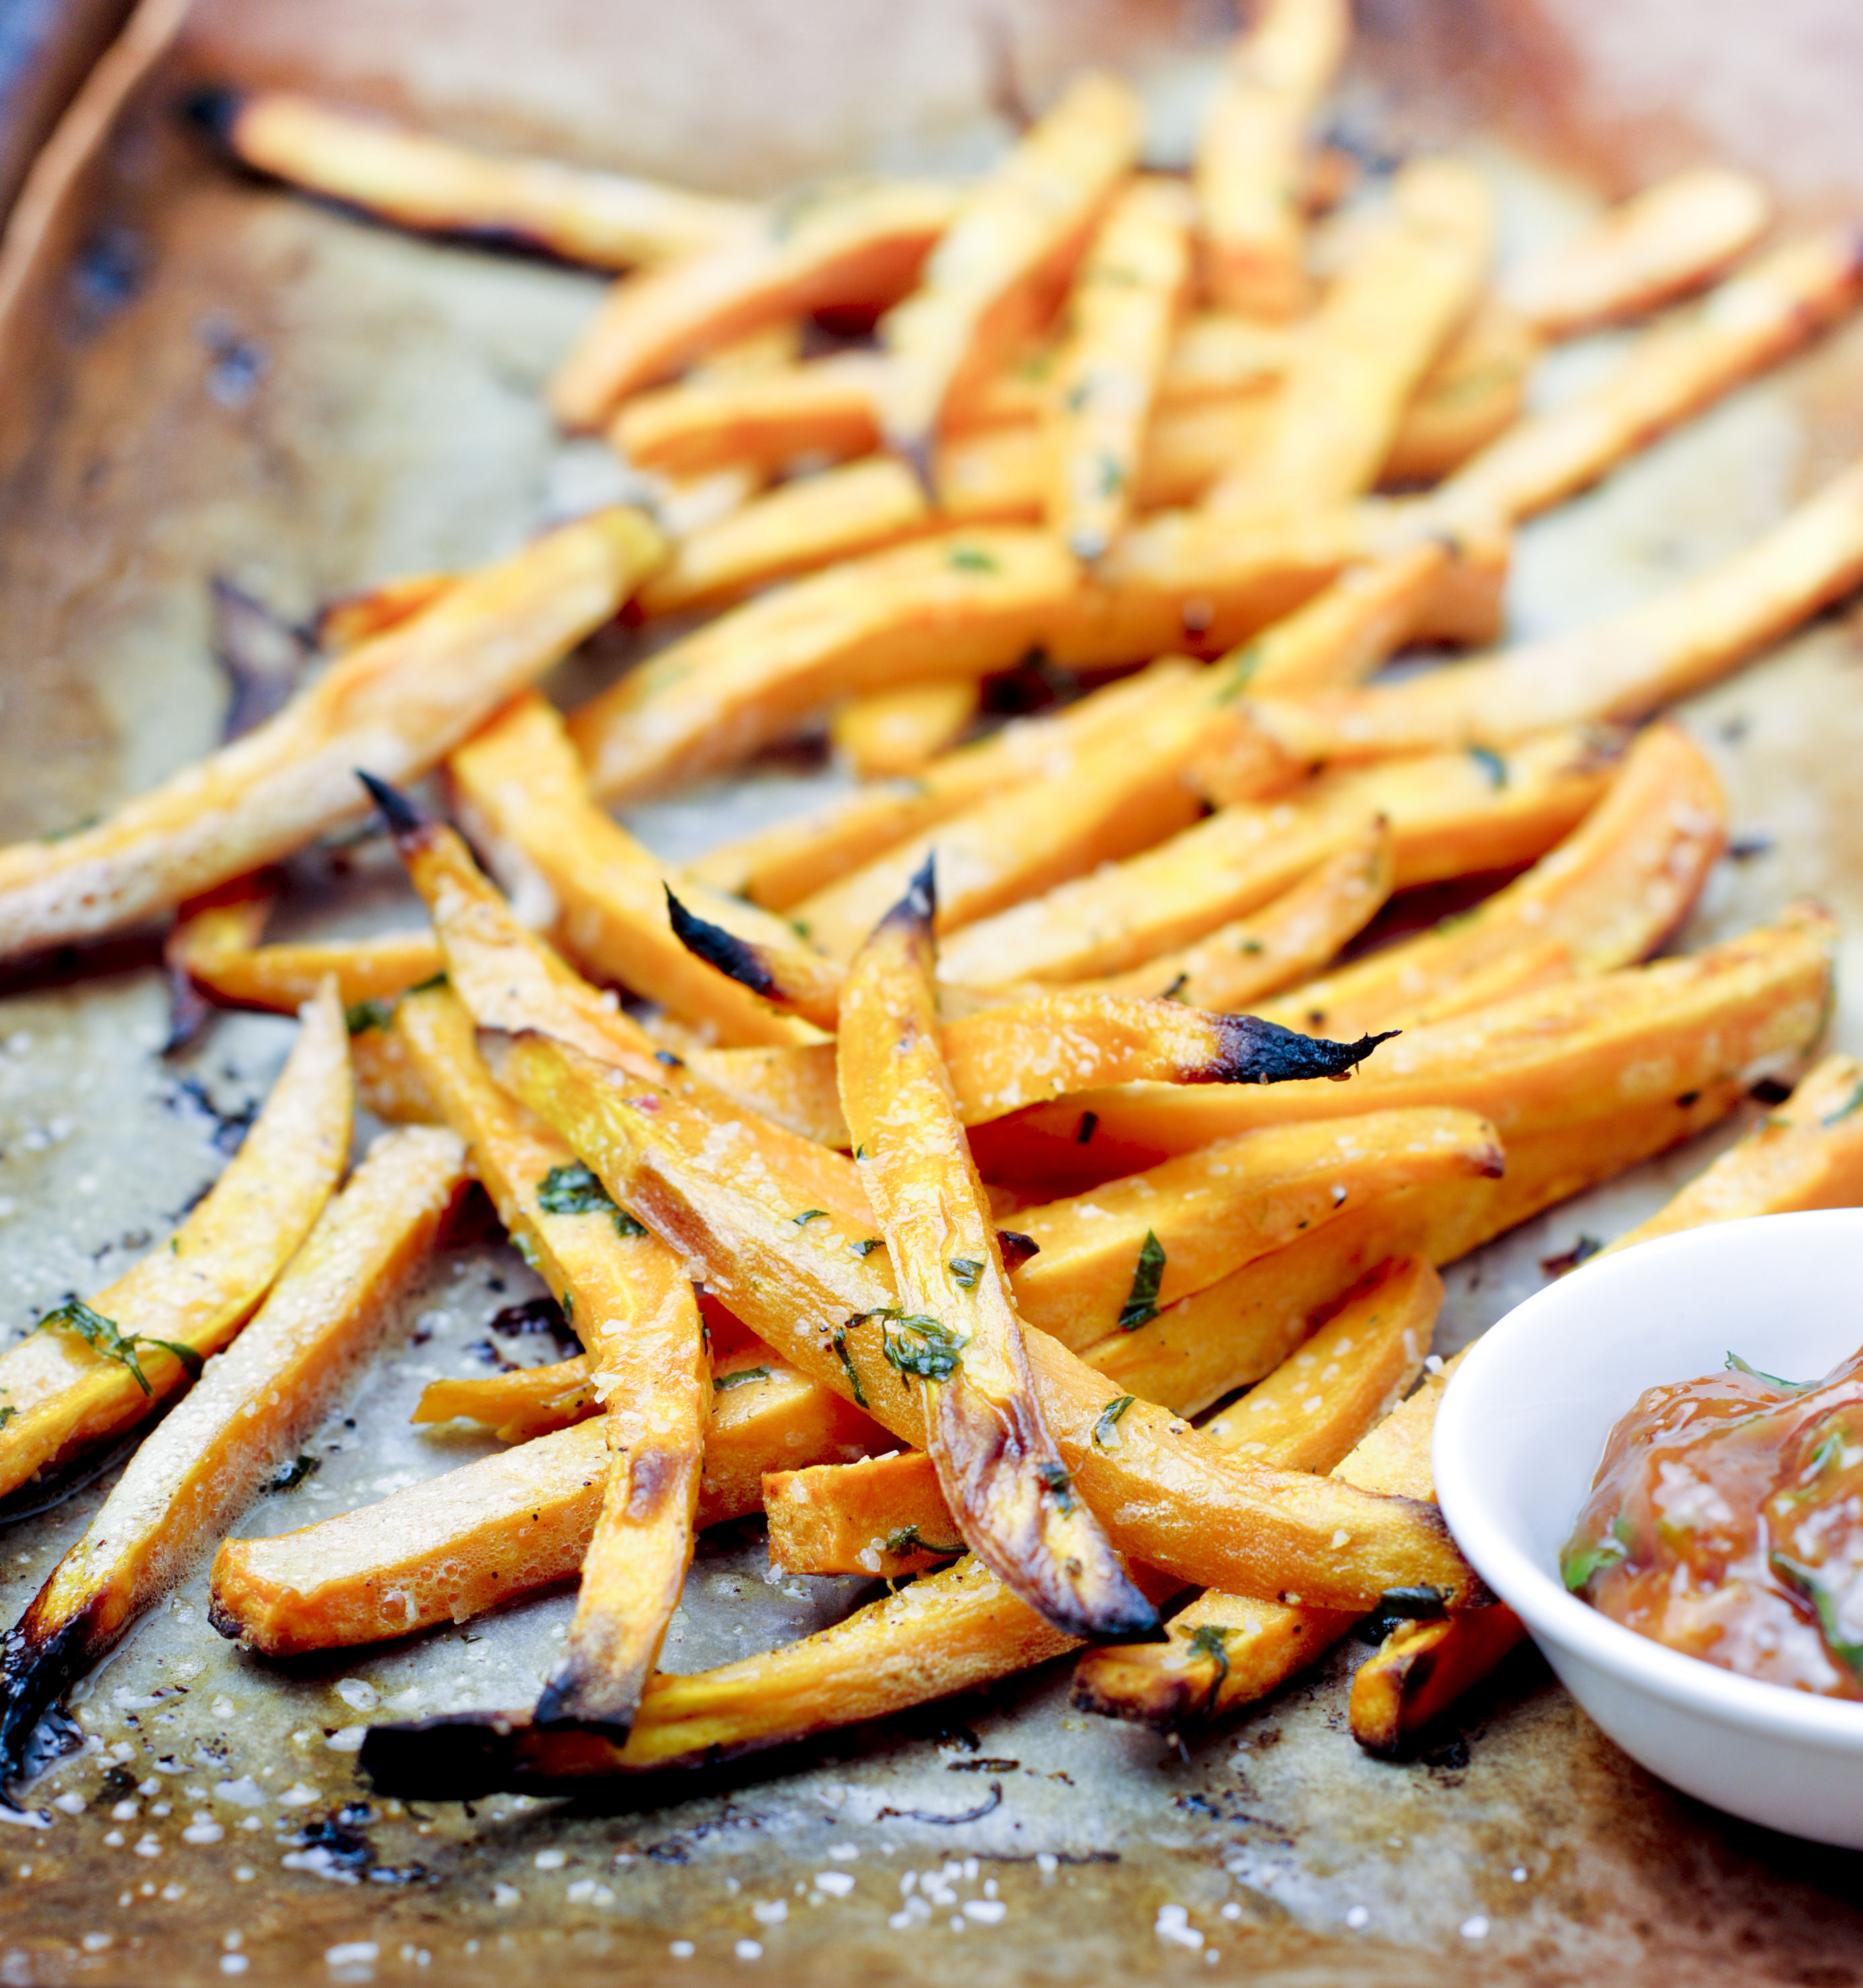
[{"x1": 1563, "y1": 1345, "x2": 1863, "y2": 1699}]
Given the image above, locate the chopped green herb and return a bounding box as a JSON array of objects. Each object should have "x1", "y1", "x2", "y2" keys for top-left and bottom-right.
[
  {"x1": 853, "y1": 1145, "x2": 866, "y2": 1160},
  {"x1": 1560, "y1": 1530, "x2": 1627, "y2": 1592},
  {"x1": 33, "y1": 1296, "x2": 203, "y2": 1399},
  {"x1": 792, "y1": 1209, "x2": 829, "y2": 1227},
  {"x1": 1215, "y1": 645, "x2": 1263, "y2": 703},
  {"x1": 1157, "y1": 972, "x2": 1189, "y2": 1004},
  {"x1": 1772, "y1": 1552, "x2": 1863, "y2": 1679},
  {"x1": 561, "y1": 1289, "x2": 575, "y2": 1327},
  {"x1": 1037, "y1": 1460, "x2": 1075, "y2": 1514},
  {"x1": 948, "y1": 1257, "x2": 984, "y2": 1290},
  {"x1": 1727, "y1": 1351, "x2": 1814, "y2": 1392},
  {"x1": 40, "y1": 814, "x2": 100, "y2": 843},
  {"x1": 830, "y1": 1321, "x2": 867, "y2": 1408},
  {"x1": 1467, "y1": 746, "x2": 1508, "y2": 789},
  {"x1": 1824, "y1": 1079, "x2": 1863, "y2": 1126},
  {"x1": 714, "y1": 1366, "x2": 771, "y2": 1393},
  {"x1": 1117, "y1": 1230, "x2": 1167, "y2": 1331},
  {"x1": 265, "y1": 1454, "x2": 320, "y2": 1494},
  {"x1": 1188, "y1": 1622, "x2": 1232, "y2": 1703},
  {"x1": 850, "y1": 1237, "x2": 884, "y2": 1259},
  {"x1": 344, "y1": 998, "x2": 397, "y2": 1035},
  {"x1": 1092, "y1": 1395, "x2": 1135, "y2": 1448},
  {"x1": 869, "y1": 1309, "x2": 967, "y2": 1383},
  {"x1": 1377, "y1": 1584, "x2": 1446, "y2": 1620},
  {"x1": 512, "y1": 1231, "x2": 540, "y2": 1272},
  {"x1": 947, "y1": 545, "x2": 999, "y2": 573},
  {"x1": 884, "y1": 1524, "x2": 965, "y2": 1559},
  {"x1": 0, "y1": 1400, "x2": 15, "y2": 1431},
  {"x1": 1095, "y1": 451, "x2": 1126, "y2": 498},
  {"x1": 407, "y1": 972, "x2": 449, "y2": 995},
  {"x1": 536, "y1": 1162, "x2": 644, "y2": 1237}
]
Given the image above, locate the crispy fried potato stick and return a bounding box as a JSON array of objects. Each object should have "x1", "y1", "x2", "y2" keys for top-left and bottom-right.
[
  {"x1": 0, "y1": 508, "x2": 661, "y2": 963},
  {"x1": 1434, "y1": 230, "x2": 1863, "y2": 529},
  {"x1": 766, "y1": 1253, "x2": 1436, "y2": 1578},
  {"x1": 193, "y1": 89, "x2": 755, "y2": 269},
  {"x1": 393, "y1": 986, "x2": 706, "y2": 1736},
  {"x1": 1208, "y1": 159, "x2": 1493, "y2": 516},
  {"x1": 569, "y1": 528, "x2": 1080, "y2": 802},
  {"x1": 447, "y1": 694, "x2": 818, "y2": 1047},
  {"x1": 1046, "y1": 176, "x2": 1194, "y2": 559},
  {"x1": 1259, "y1": 719, "x2": 1723, "y2": 1040},
  {"x1": 1018, "y1": 906, "x2": 1833, "y2": 1158},
  {"x1": 489, "y1": 1028, "x2": 1480, "y2": 1611},
  {"x1": 1606, "y1": 1053, "x2": 1863, "y2": 1253},
  {"x1": 0, "y1": 986, "x2": 350, "y2": 1502},
  {"x1": 830, "y1": 679, "x2": 980, "y2": 779},
  {"x1": 792, "y1": 675, "x2": 1214, "y2": 957},
  {"x1": 1195, "y1": 0, "x2": 1349, "y2": 318},
  {"x1": 638, "y1": 458, "x2": 933, "y2": 619},
  {"x1": 1347, "y1": 1601, "x2": 1530, "y2": 1752},
  {"x1": 1076, "y1": 822, "x2": 1393, "y2": 1010},
  {"x1": 1076, "y1": 1313, "x2": 1457, "y2": 1730},
  {"x1": 1245, "y1": 458, "x2": 1863, "y2": 771},
  {"x1": 550, "y1": 179, "x2": 963, "y2": 429},
  {"x1": 211, "y1": 1345, "x2": 881, "y2": 1655},
  {"x1": 835, "y1": 864, "x2": 1157, "y2": 1640},
  {"x1": 876, "y1": 71, "x2": 1143, "y2": 461},
  {"x1": 0, "y1": 1125, "x2": 467, "y2": 1785},
  {"x1": 612, "y1": 350, "x2": 888, "y2": 477},
  {"x1": 170, "y1": 896, "x2": 443, "y2": 1014},
  {"x1": 939, "y1": 726, "x2": 1613, "y2": 990},
  {"x1": 685, "y1": 657, "x2": 1198, "y2": 909},
  {"x1": 1506, "y1": 167, "x2": 1773, "y2": 338}
]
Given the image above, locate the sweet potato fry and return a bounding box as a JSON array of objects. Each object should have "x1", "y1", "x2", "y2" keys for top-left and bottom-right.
[
  {"x1": 0, "y1": 1125, "x2": 467, "y2": 1784},
  {"x1": 830, "y1": 679, "x2": 980, "y2": 779},
  {"x1": 792, "y1": 675, "x2": 1214, "y2": 957},
  {"x1": 447, "y1": 694, "x2": 818, "y2": 1047},
  {"x1": 685, "y1": 657, "x2": 1198, "y2": 909},
  {"x1": 1075, "y1": 822, "x2": 1393, "y2": 1010},
  {"x1": 393, "y1": 986, "x2": 706, "y2": 1736},
  {"x1": 1348, "y1": 1603, "x2": 1531, "y2": 1753},
  {"x1": 939, "y1": 726, "x2": 1613, "y2": 990},
  {"x1": 1378, "y1": 303, "x2": 1537, "y2": 488},
  {"x1": 637, "y1": 458, "x2": 933, "y2": 618},
  {"x1": 550, "y1": 179, "x2": 963, "y2": 429},
  {"x1": 1435, "y1": 230, "x2": 1863, "y2": 529},
  {"x1": 1076, "y1": 1319, "x2": 1456, "y2": 1731},
  {"x1": 489, "y1": 1028, "x2": 1480, "y2": 1611},
  {"x1": 0, "y1": 986, "x2": 350, "y2": 1502},
  {"x1": 1195, "y1": 0, "x2": 1349, "y2": 318},
  {"x1": 569, "y1": 528, "x2": 1080, "y2": 802},
  {"x1": 764, "y1": 1451, "x2": 963, "y2": 1578},
  {"x1": 1247, "y1": 458, "x2": 1863, "y2": 769},
  {"x1": 1019, "y1": 905, "x2": 1833, "y2": 1158},
  {"x1": 1507, "y1": 166, "x2": 1773, "y2": 338},
  {"x1": 1260, "y1": 718, "x2": 1723, "y2": 1039},
  {"x1": 1208, "y1": 159, "x2": 1493, "y2": 516},
  {"x1": 1045, "y1": 175, "x2": 1194, "y2": 559},
  {"x1": 0, "y1": 508, "x2": 661, "y2": 963},
  {"x1": 211, "y1": 1343, "x2": 880, "y2": 1655},
  {"x1": 876, "y1": 71, "x2": 1143, "y2": 460},
  {"x1": 1606, "y1": 1052, "x2": 1863, "y2": 1253},
  {"x1": 314, "y1": 574, "x2": 460, "y2": 653},
  {"x1": 193, "y1": 89, "x2": 755, "y2": 269},
  {"x1": 612, "y1": 350, "x2": 886, "y2": 477},
  {"x1": 170, "y1": 898, "x2": 443, "y2": 1015}
]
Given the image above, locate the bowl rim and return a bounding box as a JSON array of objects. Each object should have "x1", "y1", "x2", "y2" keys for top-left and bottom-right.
[{"x1": 1433, "y1": 1208, "x2": 1863, "y2": 1750}]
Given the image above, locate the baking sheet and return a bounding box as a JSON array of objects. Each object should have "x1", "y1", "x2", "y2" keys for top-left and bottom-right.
[{"x1": 4, "y1": 4, "x2": 1863, "y2": 1981}]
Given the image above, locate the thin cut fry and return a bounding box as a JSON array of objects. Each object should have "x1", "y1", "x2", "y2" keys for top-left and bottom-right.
[
  {"x1": 939, "y1": 726, "x2": 1615, "y2": 990},
  {"x1": 0, "y1": 508, "x2": 663, "y2": 963},
  {"x1": 765, "y1": 1452, "x2": 966, "y2": 1578},
  {"x1": 489, "y1": 1027, "x2": 1480, "y2": 1611},
  {"x1": 1507, "y1": 166, "x2": 1774, "y2": 338},
  {"x1": 612, "y1": 351, "x2": 888, "y2": 478},
  {"x1": 0, "y1": 1125, "x2": 467, "y2": 1783},
  {"x1": 1348, "y1": 1603, "x2": 1531, "y2": 1752},
  {"x1": 877, "y1": 71, "x2": 1143, "y2": 461},
  {"x1": 1433, "y1": 230, "x2": 1863, "y2": 529},
  {"x1": 569, "y1": 528, "x2": 1080, "y2": 802},
  {"x1": 171, "y1": 902, "x2": 443, "y2": 1016},
  {"x1": 638, "y1": 458, "x2": 933, "y2": 619},
  {"x1": 1378, "y1": 303, "x2": 1538, "y2": 487},
  {"x1": 315, "y1": 573, "x2": 457, "y2": 653},
  {"x1": 1045, "y1": 176, "x2": 1194, "y2": 559},
  {"x1": 1195, "y1": 0, "x2": 1349, "y2": 318},
  {"x1": 1208, "y1": 158, "x2": 1492, "y2": 516},
  {"x1": 0, "y1": 986, "x2": 350, "y2": 1501},
  {"x1": 685, "y1": 657, "x2": 1198, "y2": 909},
  {"x1": 836, "y1": 863, "x2": 1157, "y2": 1640},
  {"x1": 193, "y1": 89, "x2": 756, "y2": 268},
  {"x1": 550, "y1": 179, "x2": 963, "y2": 429},
  {"x1": 447, "y1": 694, "x2": 819, "y2": 1047},
  {"x1": 1246, "y1": 457, "x2": 1863, "y2": 768},
  {"x1": 830, "y1": 679, "x2": 980, "y2": 780}
]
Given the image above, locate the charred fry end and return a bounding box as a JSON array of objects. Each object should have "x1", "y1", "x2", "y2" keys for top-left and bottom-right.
[
  {"x1": 882, "y1": 853, "x2": 938, "y2": 936},
  {"x1": 663, "y1": 886, "x2": 780, "y2": 1001},
  {"x1": 1210, "y1": 1016, "x2": 1398, "y2": 1086},
  {"x1": 356, "y1": 769, "x2": 430, "y2": 840},
  {"x1": 0, "y1": 1607, "x2": 97, "y2": 1793}
]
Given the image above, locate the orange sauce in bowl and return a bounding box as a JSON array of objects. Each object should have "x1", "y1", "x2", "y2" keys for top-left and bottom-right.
[{"x1": 1563, "y1": 1345, "x2": 1863, "y2": 1699}]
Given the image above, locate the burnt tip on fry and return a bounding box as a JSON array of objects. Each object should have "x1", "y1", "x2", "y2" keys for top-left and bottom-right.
[
  {"x1": 996, "y1": 1228, "x2": 1040, "y2": 1272},
  {"x1": 355, "y1": 769, "x2": 428, "y2": 839},
  {"x1": 180, "y1": 85, "x2": 242, "y2": 146},
  {"x1": 879, "y1": 853, "x2": 938, "y2": 936},
  {"x1": 1208, "y1": 1016, "x2": 1400, "y2": 1086},
  {"x1": 663, "y1": 886, "x2": 779, "y2": 1000},
  {"x1": 0, "y1": 1608, "x2": 95, "y2": 1794},
  {"x1": 359, "y1": 1710, "x2": 540, "y2": 1801}
]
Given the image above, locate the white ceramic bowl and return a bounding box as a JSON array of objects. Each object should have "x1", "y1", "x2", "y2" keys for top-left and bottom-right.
[{"x1": 1434, "y1": 1208, "x2": 1863, "y2": 1847}]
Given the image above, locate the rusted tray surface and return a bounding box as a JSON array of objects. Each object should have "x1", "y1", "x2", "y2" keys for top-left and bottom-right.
[{"x1": 3, "y1": 2, "x2": 1863, "y2": 1981}]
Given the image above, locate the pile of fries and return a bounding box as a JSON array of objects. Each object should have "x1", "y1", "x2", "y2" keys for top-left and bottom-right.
[{"x1": 4, "y1": 0, "x2": 1863, "y2": 1805}]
